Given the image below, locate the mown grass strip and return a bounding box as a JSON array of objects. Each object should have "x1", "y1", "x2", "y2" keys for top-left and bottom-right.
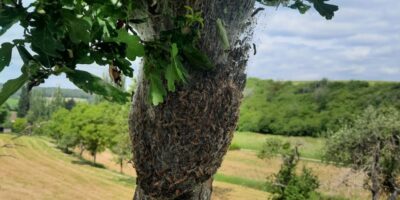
[
  {"x1": 214, "y1": 173, "x2": 268, "y2": 192},
  {"x1": 232, "y1": 131, "x2": 325, "y2": 160}
]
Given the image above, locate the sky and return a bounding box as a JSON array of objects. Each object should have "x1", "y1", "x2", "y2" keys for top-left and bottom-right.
[{"x1": 0, "y1": 0, "x2": 399, "y2": 89}]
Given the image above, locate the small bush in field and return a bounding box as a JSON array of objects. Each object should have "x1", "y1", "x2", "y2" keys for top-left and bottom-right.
[
  {"x1": 229, "y1": 143, "x2": 241, "y2": 151},
  {"x1": 259, "y1": 140, "x2": 321, "y2": 200},
  {"x1": 276, "y1": 167, "x2": 319, "y2": 200},
  {"x1": 258, "y1": 138, "x2": 290, "y2": 159},
  {"x1": 12, "y1": 118, "x2": 28, "y2": 133}
]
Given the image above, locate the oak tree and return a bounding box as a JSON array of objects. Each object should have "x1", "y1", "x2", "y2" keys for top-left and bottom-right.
[
  {"x1": 17, "y1": 85, "x2": 30, "y2": 117},
  {"x1": 325, "y1": 107, "x2": 400, "y2": 200},
  {"x1": 0, "y1": 0, "x2": 338, "y2": 199}
]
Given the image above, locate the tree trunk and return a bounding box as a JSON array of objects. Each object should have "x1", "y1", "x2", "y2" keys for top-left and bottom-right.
[
  {"x1": 93, "y1": 153, "x2": 96, "y2": 165},
  {"x1": 370, "y1": 144, "x2": 381, "y2": 200},
  {"x1": 79, "y1": 146, "x2": 84, "y2": 157},
  {"x1": 133, "y1": 178, "x2": 213, "y2": 200},
  {"x1": 129, "y1": 0, "x2": 256, "y2": 199},
  {"x1": 79, "y1": 143, "x2": 84, "y2": 157},
  {"x1": 388, "y1": 190, "x2": 398, "y2": 200},
  {"x1": 120, "y1": 161, "x2": 124, "y2": 174},
  {"x1": 386, "y1": 179, "x2": 399, "y2": 200}
]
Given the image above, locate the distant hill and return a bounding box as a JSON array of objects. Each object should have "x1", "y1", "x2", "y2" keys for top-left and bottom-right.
[
  {"x1": 0, "y1": 84, "x2": 92, "y2": 99},
  {"x1": 238, "y1": 78, "x2": 400, "y2": 136}
]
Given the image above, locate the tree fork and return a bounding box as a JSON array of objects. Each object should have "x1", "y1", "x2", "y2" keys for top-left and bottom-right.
[{"x1": 129, "y1": 0, "x2": 256, "y2": 199}]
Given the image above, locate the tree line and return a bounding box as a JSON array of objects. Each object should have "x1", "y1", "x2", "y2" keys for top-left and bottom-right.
[
  {"x1": 0, "y1": 83, "x2": 92, "y2": 100},
  {"x1": 239, "y1": 78, "x2": 400, "y2": 136},
  {"x1": 8, "y1": 85, "x2": 132, "y2": 173}
]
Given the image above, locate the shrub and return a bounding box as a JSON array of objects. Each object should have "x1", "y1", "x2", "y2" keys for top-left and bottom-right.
[
  {"x1": 257, "y1": 138, "x2": 290, "y2": 159},
  {"x1": 259, "y1": 140, "x2": 321, "y2": 200},
  {"x1": 229, "y1": 143, "x2": 241, "y2": 151},
  {"x1": 12, "y1": 118, "x2": 28, "y2": 133},
  {"x1": 280, "y1": 167, "x2": 319, "y2": 200}
]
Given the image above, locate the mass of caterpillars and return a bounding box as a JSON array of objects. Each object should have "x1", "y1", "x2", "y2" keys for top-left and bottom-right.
[{"x1": 109, "y1": 63, "x2": 122, "y2": 87}]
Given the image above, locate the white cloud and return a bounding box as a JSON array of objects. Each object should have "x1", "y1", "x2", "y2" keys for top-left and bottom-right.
[
  {"x1": 380, "y1": 67, "x2": 400, "y2": 75},
  {"x1": 248, "y1": 0, "x2": 400, "y2": 81},
  {"x1": 341, "y1": 46, "x2": 371, "y2": 61},
  {"x1": 346, "y1": 34, "x2": 390, "y2": 44}
]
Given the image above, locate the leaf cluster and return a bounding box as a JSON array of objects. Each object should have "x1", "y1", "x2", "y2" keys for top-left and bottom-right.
[
  {"x1": 0, "y1": 0, "x2": 339, "y2": 107},
  {"x1": 0, "y1": 1, "x2": 214, "y2": 106},
  {"x1": 257, "y1": 0, "x2": 339, "y2": 20},
  {"x1": 0, "y1": 0, "x2": 144, "y2": 104},
  {"x1": 143, "y1": 7, "x2": 213, "y2": 105}
]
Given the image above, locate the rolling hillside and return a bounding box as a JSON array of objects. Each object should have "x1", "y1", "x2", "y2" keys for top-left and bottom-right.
[
  {"x1": 0, "y1": 134, "x2": 269, "y2": 200},
  {"x1": 0, "y1": 133, "x2": 371, "y2": 199},
  {"x1": 239, "y1": 78, "x2": 400, "y2": 136}
]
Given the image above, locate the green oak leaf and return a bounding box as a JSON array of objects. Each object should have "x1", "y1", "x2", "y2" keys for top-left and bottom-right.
[
  {"x1": 76, "y1": 53, "x2": 95, "y2": 65},
  {"x1": 113, "y1": 30, "x2": 145, "y2": 61},
  {"x1": 165, "y1": 43, "x2": 186, "y2": 92},
  {"x1": 31, "y1": 25, "x2": 65, "y2": 58},
  {"x1": 257, "y1": 0, "x2": 338, "y2": 20},
  {"x1": 0, "y1": 43, "x2": 13, "y2": 72},
  {"x1": 0, "y1": 71, "x2": 29, "y2": 105},
  {"x1": 149, "y1": 73, "x2": 166, "y2": 106},
  {"x1": 66, "y1": 17, "x2": 91, "y2": 44},
  {"x1": 171, "y1": 43, "x2": 179, "y2": 57},
  {"x1": 66, "y1": 70, "x2": 130, "y2": 104},
  {"x1": 182, "y1": 45, "x2": 213, "y2": 70},
  {"x1": 216, "y1": 18, "x2": 230, "y2": 51},
  {"x1": 290, "y1": 0, "x2": 312, "y2": 14},
  {"x1": 16, "y1": 46, "x2": 34, "y2": 64},
  {"x1": 0, "y1": 6, "x2": 25, "y2": 36},
  {"x1": 165, "y1": 63, "x2": 177, "y2": 92},
  {"x1": 114, "y1": 57, "x2": 133, "y2": 77},
  {"x1": 309, "y1": 0, "x2": 338, "y2": 20}
]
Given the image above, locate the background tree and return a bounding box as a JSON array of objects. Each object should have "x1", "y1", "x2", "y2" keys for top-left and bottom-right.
[
  {"x1": 47, "y1": 108, "x2": 81, "y2": 153},
  {"x1": 12, "y1": 118, "x2": 28, "y2": 134},
  {"x1": 27, "y1": 90, "x2": 49, "y2": 122},
  {"x1": 64, "y1": 98, "x2": 76, "y2": 111},
  {"x1": 49, "y1": 87, "x2": 65, "y2": 114},
  {"x1": 110, "y1": 103, "x2": 131, "y2": 173},
  {"x1": 17, "y1": 85, "x2": 30, "y2": 118},
  {"x1": 0, "y1": 105, "x2": 8, "y2": 125},
  {"x1": 325, "y1": 106, "x2": 400, "y2": 200},
  {"x1": 111, "y1": 133, "x2": 132, "y2": 174},
  {"x1": 41, "y1": 102, "x2": 126, "y2": 161},
  {"x1": 0, "y1": 0, "x2": 338, "y2": 199},
  {"x1": 258, "y1": 139, "x2": 320, "y2": 200}
]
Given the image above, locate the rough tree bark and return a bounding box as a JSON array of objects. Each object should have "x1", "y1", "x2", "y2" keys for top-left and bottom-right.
[
  {"x1": 370, "y1": 143, "x2": 381, "y2": 200},
  {"x1": 129, "y1": 0, "x2": 256, "y2": 199},
  {"x1": 385, "y1": 177, "x2": 399, "y2": 200},
  {"x1": 388, "y1": 188, "x2": 399, "y2": 200}
]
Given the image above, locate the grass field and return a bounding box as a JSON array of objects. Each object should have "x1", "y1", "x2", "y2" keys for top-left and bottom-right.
[
  {"x1": 5, "y1": 98, "x2": 18, "y2": 110},
  {"x1": 0, "y1": 133, "x2": 369, "y2": 200},
  {"x1": 79, "y1": 132, "x2": 368, "y2": 199},
  {"x1": 232, "y1": 131, "x2": 326, "y2": 160},
  {"x1": 0, "y1": 134, "x2": 269, "y2": 200}
]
